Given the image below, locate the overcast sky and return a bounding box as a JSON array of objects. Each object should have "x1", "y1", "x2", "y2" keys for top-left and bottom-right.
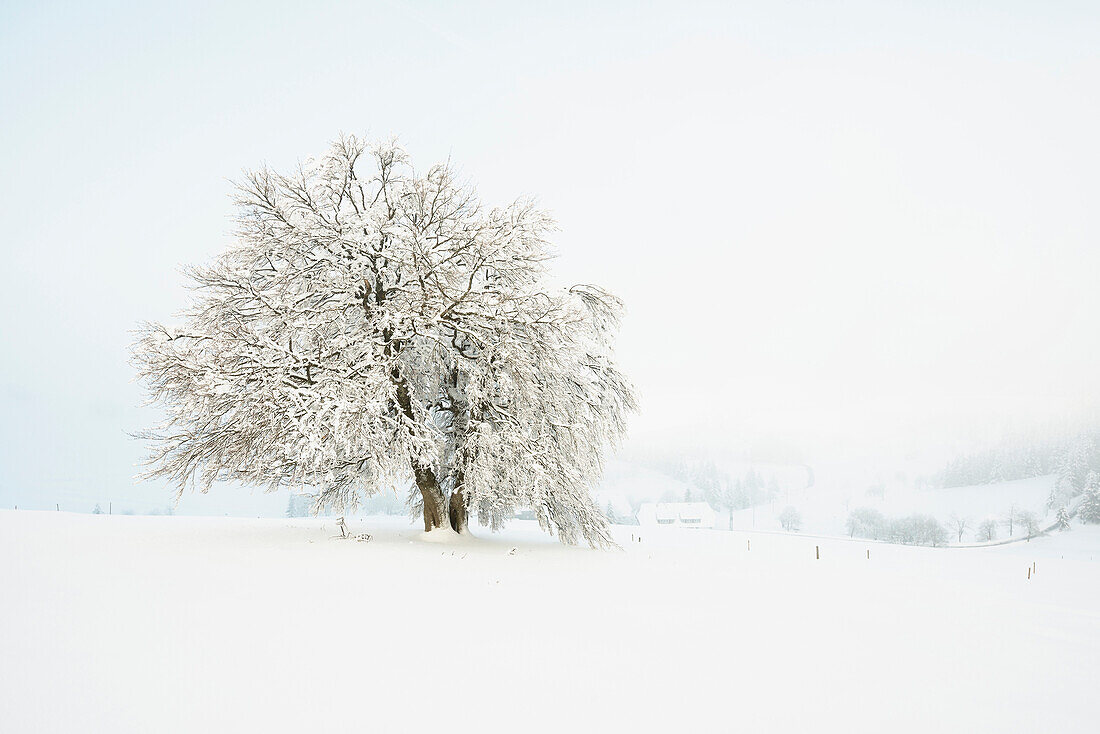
[{"x1": 2, "y1": 1, "x2": 1099, "y2": 512}]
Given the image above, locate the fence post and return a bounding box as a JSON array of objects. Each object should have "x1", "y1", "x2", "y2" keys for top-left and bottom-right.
[{"x1": 816, "y1": 545, "x2": 820, "y2": 560}]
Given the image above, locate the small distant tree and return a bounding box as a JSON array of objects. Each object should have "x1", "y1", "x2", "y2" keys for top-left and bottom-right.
[
  {"x1": 605, "y1": 502, "x2": 618, "y2": 525},
  {"x1": 286, "y1": 494, "x2": 312, "y2": 518},
  {"x1": 885, "y1": 516, "x2": 915, "y2": 544},
  {"x1": 92, "y1": 503, "x2": 103, "y2": 515},
  {"x1": 846, "y1": 507, "x2": 885, "y2": 539},
  {"x1": 717, "y1": 482, "x2": 740, "y2": 530},
  {"x1": 948, "y1": 514, "x2": 970, "y2": 543},
  {"x1": 1055, "y1": 507, "x2": 1072, "y2": 531},
  {"x1": 1002, "y1": 503, "x2": 1020, "y2": 536},
  {"x1": 1018, "y1": 510, "x2": 1040, "y2": 540},
  {"x1": 917, "y1": 516, "x2": 948, "y2": 547},
  {"x1": 977, "y1": 518, "x2": 998, "y2": 542},
  {"x1": 778, "y1": 506, "x2": 801, "y2": 532}
]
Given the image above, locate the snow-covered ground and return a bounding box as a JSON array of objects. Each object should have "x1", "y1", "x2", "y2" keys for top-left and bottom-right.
[{"x1": 2, "y1": 510, "x2": 1098, "y2": 733}]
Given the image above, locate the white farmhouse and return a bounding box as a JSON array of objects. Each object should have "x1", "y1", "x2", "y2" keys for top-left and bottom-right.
[{"x1": 636, "y1": 502, "x2": 718, "y2": 529}]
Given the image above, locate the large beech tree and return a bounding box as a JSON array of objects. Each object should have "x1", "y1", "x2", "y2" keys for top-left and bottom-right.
[{"x1": 133, "y1": 136, "x2": 635, "y2": 546}]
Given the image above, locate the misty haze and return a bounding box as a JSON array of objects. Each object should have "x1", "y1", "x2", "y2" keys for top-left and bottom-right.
[{"x1": 2, "y1": 2, "x2": 1098, "y2": 733}]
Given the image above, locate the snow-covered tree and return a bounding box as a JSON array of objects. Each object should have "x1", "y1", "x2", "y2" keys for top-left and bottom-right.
[
  {"x1": 919, "y1": 516, "x2": 949, "y2": 547},
  {"x1": 977, "y1": 518, "x2": 998, "y2": 542},
  {"x1": 1018, "y1": 510, "x2": 1040, "y2": 540},
  {"x1": 133, "y1": 136, "x2": 635, "y2": 546},
  {"x1": 1059, "y1": 435, "x2": 1095, "y2": 493},
  {"x1": 777, "y1": 506, "x2": 801, "y2": 532},
  {"x1": 1002, "y1": 503, "x2": 1020, "y2": 536},
  {"x1": 766, "y1": 475, "x2": 780, "y2": 501},
  {"x1": 1078, "y1": 476, "x2": 1100, "y2": 525},
  {"x1": 846, "y1": 507, "x2": 886, "y2": 539},
  {"x1": 948, "y1": 514, "x2": 970, "y2": 543},
  {"x1": 1055, "y1": 506, "x2": 1072, "y2": 530},
  {"x1": 92, "y1": 503, "x2": 103, "y2": 515},
  {"x1": 286, "y1": 494, "x2": 312, "y2": 518},
  {"x1": 883, "y1": 514, "x2": 946, "y2": 546}
]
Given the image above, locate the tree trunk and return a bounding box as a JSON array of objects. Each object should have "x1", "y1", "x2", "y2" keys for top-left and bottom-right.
[
  {"x1": 390, "y1": 365, "x2": 448, "y2": 532},
  {"x1": 415, "y1": 466, "x2": 447, "y2": 532},
  {"x1": 449, "y1": 484, "x2": 469, "y2": 534}
]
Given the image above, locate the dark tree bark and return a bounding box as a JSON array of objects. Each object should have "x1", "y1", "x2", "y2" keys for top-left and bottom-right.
[
  {"x1": 448, "y1": 483, "x2": 468, "y2": 533},
  {"x1": 387, "y1": 357, "x2": 451, "y2": 531},
  {"x1": 415, "y1": 466, "x2": 448, "y2": 531}
]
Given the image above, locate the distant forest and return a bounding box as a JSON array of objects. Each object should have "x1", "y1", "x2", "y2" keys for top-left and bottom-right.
[{"x1": 935, "y1": 426, "x2": 1100, "y2": 510}]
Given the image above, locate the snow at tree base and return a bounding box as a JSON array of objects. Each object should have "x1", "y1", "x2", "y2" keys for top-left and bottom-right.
[{"x1": 2, "y1": 509, "x2": 1097, "y2": 734}]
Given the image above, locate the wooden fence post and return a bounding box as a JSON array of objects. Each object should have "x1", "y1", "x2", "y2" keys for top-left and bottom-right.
[{"x1": 816, "y1": 545, "x2": 820, "y2": 560}]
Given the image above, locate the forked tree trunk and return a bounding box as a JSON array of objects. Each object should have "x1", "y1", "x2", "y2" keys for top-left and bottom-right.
[{"x1": 390, "y1": 356, "x2": 469, "y2": 534}]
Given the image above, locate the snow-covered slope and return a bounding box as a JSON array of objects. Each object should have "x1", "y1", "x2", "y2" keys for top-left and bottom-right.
[
  {"x1": 2, "y1": 511, "x2": 1097, "y2": 733},
  {"x1": 733, "y1": 475, "x2": 1056, "y2": 539}
]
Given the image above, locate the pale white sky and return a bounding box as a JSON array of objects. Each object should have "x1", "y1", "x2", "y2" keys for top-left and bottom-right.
[{"x1": 2, "y1": 1, "x2": 1099, "y2": 511}]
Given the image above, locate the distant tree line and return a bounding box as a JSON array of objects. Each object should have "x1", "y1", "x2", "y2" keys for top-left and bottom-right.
[
  {"x1": 934, "y1": 434, "x2": 1067, "y2": 488},
  {"x1": 845, "y1": 508, "x2": 948, "y2": 546},
  {"x1": 934, "y1": 426, "x2": 1100, "y2": 517},
  {"x1": 847, "y1": 504, "x2": 1051, "y2": 545}
]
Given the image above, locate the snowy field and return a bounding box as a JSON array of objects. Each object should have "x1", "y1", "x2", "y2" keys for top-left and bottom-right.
[{"x1": 2, "y1": 510, "x2": 1098, "y2": 733}]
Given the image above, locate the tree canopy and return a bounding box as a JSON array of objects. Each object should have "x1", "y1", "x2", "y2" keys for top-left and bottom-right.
[{"x1": 133, "y1": 136, "x2": 635, "y2": 546}]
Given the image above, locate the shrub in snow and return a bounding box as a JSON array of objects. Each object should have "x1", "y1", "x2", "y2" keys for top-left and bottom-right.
[
  {"x1": 778, "y1": 506, "x2": 801, "y2": 532},
  {"x1": 846, "y1": 507, "x2": 886, "y2": 539},
  {"x1": 885, "y1": 515, "x2": 947, "y2": 547},
  {"x1": 132, "y1": 136, "x2": 636, "y2": 546}
]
